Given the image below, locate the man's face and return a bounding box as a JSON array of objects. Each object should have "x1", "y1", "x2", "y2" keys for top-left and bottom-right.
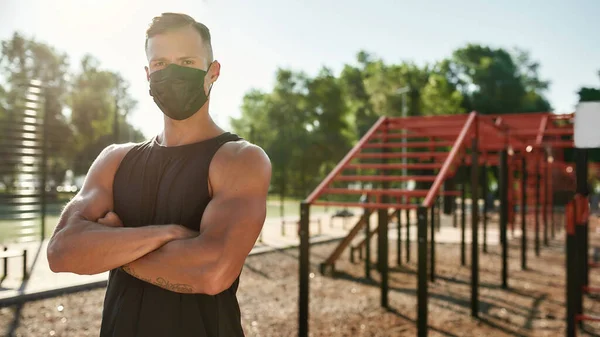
[{"x1": 145, "y1": 25, "x2": 219, "y2": 93}]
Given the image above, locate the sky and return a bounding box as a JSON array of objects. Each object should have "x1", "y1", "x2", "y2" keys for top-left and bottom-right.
[{"x1": 1, "y1": 0, "x2": 598, "y2": 138}]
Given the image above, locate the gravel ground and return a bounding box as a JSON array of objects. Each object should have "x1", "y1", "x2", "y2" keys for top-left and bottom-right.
[{"x1": 2, "y1": 217, "x2": 600, "y2": 337}]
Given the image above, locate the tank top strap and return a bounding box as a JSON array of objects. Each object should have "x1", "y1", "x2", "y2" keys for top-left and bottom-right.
[
  {"x1": 209, "y1": 132, "x2": 243, "y2": 152},
  {"x1": 204, "y1": 132, "x2": 244, "y2": 166}
]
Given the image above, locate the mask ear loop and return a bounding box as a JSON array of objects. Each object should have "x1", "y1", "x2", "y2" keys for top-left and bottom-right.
[{"x1": 206, "y1": 60, "x2": 216, "y2": 97}]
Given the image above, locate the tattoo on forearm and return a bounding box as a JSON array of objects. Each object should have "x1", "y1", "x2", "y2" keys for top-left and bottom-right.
[
  {"x1": 122, "y1": 265, "x2": 152, "y2": 283},
  {"x1": 122, "y1": 266, "x2": 194, "y2": 293},
  {"x1": 155, "y1": 277, "x2": 194, "y2": 293}
]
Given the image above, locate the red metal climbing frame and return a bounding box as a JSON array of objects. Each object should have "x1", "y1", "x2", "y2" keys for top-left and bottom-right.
[{"x1": 298, "y1": 111, "x2": 575, "y2": 337}]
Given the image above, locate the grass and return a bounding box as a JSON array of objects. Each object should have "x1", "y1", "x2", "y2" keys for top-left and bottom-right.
[{"x1": 0, "y1": 215, "x2": 60, "y2": 244}]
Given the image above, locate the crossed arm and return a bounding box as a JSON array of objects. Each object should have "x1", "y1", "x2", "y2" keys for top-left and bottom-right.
[
  {"x1": 121, "y1": 144, "x2": 271, "y2": 295},
  {"x1": 47, "y1": 144, "x2": 197, "y2": 275},
  {"x1": 48, "y1": 142, "x2": 271, "y2": 295}
]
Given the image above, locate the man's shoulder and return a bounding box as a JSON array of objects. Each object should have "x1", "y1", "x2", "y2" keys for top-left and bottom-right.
[
  {"x1": 95, "y1": 141, "x2": 144, "y2": 172},
  {"x1": 219, "y1": 140, "x2": 269, "y2": 165},
  {"x1": 212, "y1": 140, "x2": 271, "y2": 178}
]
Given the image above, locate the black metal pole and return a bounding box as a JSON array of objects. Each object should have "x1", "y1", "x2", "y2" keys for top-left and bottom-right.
[
  {"x1": 453, "y1": 195, "x2": 458, "y2": 229},
  {"x1": 576, "y1": 148, "x2": 590, "y2": 288},
  {"x1": 394, "y1": 208, "x2": 401, "y2": 266},
  {"x1": 365, "y1": 207, "x2": 371, "y2": 279},
  {"x1": 535, "y1": 155, "x2": 541, "y2": 257},
  {"x1": 566, "y1": 200, "x2": 576, "y2": 337},
  {"x1": 406, "y1": 203, "x2": 411, "y2": 263},
  {"x1": 417, "y1": 206, "x2": 428, "y2": 337},
  {"x1": 437, "y1": 196, "x2": 441, "y2": 232},
  {"x1": 471, "y1": 134, "x2": 480, "y2": 318},
  {"x1": 430, "y1": 200, "x2": 436, "y2": 282},
  {"x1": 543, "y1": 154, "x2": 549, "y2": 247},
  {"x1": 575, "y1": 216, "x2": 585, "y2": 326},
  {"x1": 482, "y1": 163, "x2": 488, "y2": 254},
  {"x1": 461, "y1": 161, "x2": 467, "y2": 266},
  {"x1": 378, "y1": 208, "x2": 389, "y2": 308},
  {"x1": 521, "y1": 156, "x2": 527, "y2": 270},
  {"x1": 500, "y1": 149, "x2": 509, "y2": 289},
  {"x1": 299, "y1": 202, "x2": 310, "y2": 337},
  {"x1": 549, "y1": 161, "x2": 555, "y2": 240}
]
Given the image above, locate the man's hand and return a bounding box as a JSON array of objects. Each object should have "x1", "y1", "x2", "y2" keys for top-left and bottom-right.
[
  {"x1": 168, "y1": 225, "x2": 199, "y2": 240},
  {"x1": 97, "y1": 212, "x2": 123, "y2": 228},
  {"x1": 96, "y1": 212, "x2": 197, "y2": 240}
]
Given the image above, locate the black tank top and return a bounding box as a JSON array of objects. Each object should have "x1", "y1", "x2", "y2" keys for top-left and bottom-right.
[{"x1": 100, "y1": 132, "x2": 245, "y2": 337}]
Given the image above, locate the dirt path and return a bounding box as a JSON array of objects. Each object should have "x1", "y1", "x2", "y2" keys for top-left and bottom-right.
[{"x1": 2, "y1": 217, "x2": 600, "y2": 336}]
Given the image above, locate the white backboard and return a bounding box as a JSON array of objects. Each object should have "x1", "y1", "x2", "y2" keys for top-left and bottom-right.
[{"x1": 575, "y1": 101, "x2": 600, "y2": 149}]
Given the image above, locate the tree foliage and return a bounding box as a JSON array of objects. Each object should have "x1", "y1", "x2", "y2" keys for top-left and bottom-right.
[
  {"x1": 232, "y1": 45, "x2": 554, "y2": 199},
  {"x1": 0, "y1": 32, "x2": 144, "y2": 187}
]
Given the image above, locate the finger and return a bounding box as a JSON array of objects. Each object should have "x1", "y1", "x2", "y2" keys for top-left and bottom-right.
[{"x1": 108, "y1": 212, "x2": 124, "y2": 225}]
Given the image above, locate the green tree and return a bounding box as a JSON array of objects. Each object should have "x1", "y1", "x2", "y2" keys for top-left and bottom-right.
[
  {"x1": 421, "y1": 61, "x2": 465, "y2": 115},
  {"x1": 0, "y1": 32, "x2": 73, "y2": 189},
  {"x1": 577, "y1": 70, "x2": 600, "y2": 102},
  {"x1": 69, "y1": 55, "x2": 143, "y2": 174},
  {"x1": 447, "y1": 44, "x2": 551, "y2": 114},
  {"x1": 305, "y1": 67, "x2": 354, "y2": 194}
]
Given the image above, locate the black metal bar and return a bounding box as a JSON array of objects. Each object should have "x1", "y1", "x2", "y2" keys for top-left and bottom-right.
[
  {"x1": 535, "y1": 155, "x2": 541, "y2": 257},
  {"x1": 378, "y1": 207, "x2": 389, "y2": 308},
  {"x1": 406, "y1": 202, "x2": 411, "y2": 263},
  {"x1": 482, "y1": 163, "x2": 488, "y2": 254},
  {"x1": 444, "y1": 178, "x2": 455, "y2": 216},
  {"x1": 453, "y1": 195, "x2": 458, "y2": 229},
  {"x1": 576, "y1": 148, "x2": 590, "y2": 288},
  {"x1": 461, "y1": 160, "x2": 467, "y2": 266},
  {"x1": 397, "y1": 209, "x2": 402, "y2": 266},
  {"x1": 521, "y1": 157, "x2": 527, "y2": 270},
  {"x1": 499, "y1": 149, "x2": 509, "y2": 289},
  {"x1": 365, "y1": 207, "x2": 371, "y2": 279},
  {"x1": 550, "y1": 161, "x2": 555, "y2": 240},
  {"x1": 471, "y1": 134, "x2": 480, "y2": 318},
  {"x1": 23, "y1": 250, "x2": 28, "y2": 279},
  {"x1": 436, "y1": 197, "x2": 441, "y2": 232},
  {"x1": 543, "y1": 154, "x2": 549, "y2": 247},
  {"x1": 299, "y1": 202, "x2": 310, "y2": 337},
  {"x1": 575, "y1": 220, "x2": 585, "y2": 324},
  {"x1": 417, "y1": 206, "x2": 428, "y2": 337},
  {"x1": 2, "y1": 247, "x2": 7, "y2": 278},
  {"x1": 430, "y1": 201, "x2": 436, "y2": 282},
  {"x1": 566, "y1": 201, "x2": 576, "y2": 337}
]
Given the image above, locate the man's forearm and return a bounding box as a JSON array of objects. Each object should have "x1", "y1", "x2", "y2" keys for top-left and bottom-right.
[
  {"x1": 48, "y1": 217, "x2": 175, "y2": 275},
  {"x1": 122, "y1": 237, "x2": 222, "y2": 294}
]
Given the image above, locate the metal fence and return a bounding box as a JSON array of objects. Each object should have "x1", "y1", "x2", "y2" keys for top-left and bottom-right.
[
  {"x1": 0, "y1": 80, "x2": 94, "y2": 244},
  {"x1": 1, "y1": 80, "x2": 48, "y2": 243}
]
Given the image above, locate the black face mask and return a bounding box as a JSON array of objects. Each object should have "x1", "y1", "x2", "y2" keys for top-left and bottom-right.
[{"x1": 149, "y1": 63, "x2": 212, "y2": 121}]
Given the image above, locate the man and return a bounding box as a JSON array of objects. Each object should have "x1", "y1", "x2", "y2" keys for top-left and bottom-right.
[{"x1": 47, "y1": 12, "x2": 271, "y2": 337}]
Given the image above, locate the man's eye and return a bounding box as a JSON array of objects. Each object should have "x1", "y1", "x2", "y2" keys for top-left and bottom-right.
[
  {"x1": 155, "y1": 62, "x2": 166, "y2": 67},
  {"x1": 183, "y1": 60, "x2": 194, "y2": 65}
]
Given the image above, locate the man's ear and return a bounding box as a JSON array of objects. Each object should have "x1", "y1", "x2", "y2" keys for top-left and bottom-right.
[
  {"x1": 204, "y1": 60, "x2": 221, "y2": 95},
  {"x1": 145, "y1": 66, "x2": 150, "y2": 81}
]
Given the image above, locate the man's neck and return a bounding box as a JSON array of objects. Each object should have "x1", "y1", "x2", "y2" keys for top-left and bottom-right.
[{"x1": 158, "y1": 110, "x2": 224, "y2": 147}]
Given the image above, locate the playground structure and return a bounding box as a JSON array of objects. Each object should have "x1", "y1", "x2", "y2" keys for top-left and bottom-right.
[{"x1": 298, "y1": 110, "x2": 585, "y2": 337}]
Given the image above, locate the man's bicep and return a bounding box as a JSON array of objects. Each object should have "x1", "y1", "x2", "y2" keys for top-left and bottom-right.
[{"x1": 199, "y1": 145, "x2": 271, "y2": 246}]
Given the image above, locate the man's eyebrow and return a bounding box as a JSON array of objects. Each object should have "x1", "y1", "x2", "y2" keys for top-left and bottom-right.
[
  {"x1": 177, "y1": 56, "x2": 198, "y2": 60},
  {"x1": 150, "y1": 56, "x2": 198, "y2": 62},
  {"x1": 150, "y1": 57, "x2": 169, "y2": 63}
]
